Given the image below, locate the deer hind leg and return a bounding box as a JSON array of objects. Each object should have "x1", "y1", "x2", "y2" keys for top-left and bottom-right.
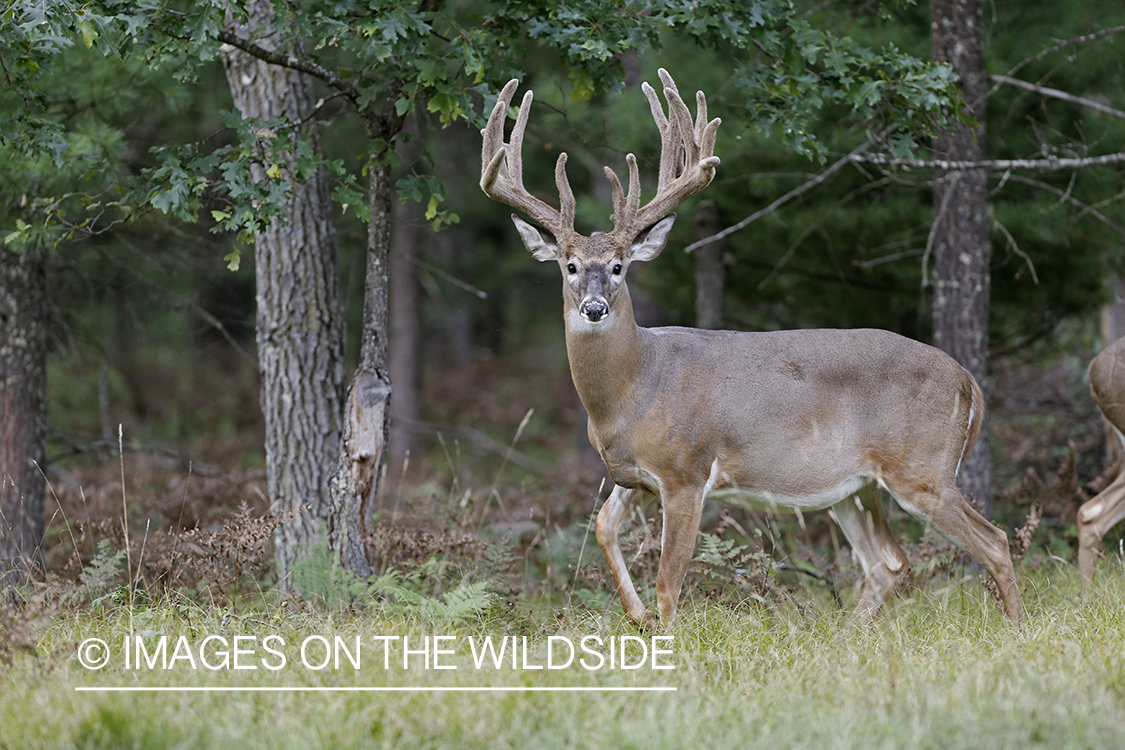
[
  {"x1": 893, "y1": 482, "x2": 1025, "y2": 624},
  {"x1": 829, "y1": 483, "x2": 911, "y2": 619},
  {"x1": 654, "y1": 485, "x2": 707, "y2": 627},
  {"x1": 1078, "y1": 468, "x2": 1125, "y2": 578},
  {"x1": 596, "y1": 485, "x2": 653, "y2": 625}
]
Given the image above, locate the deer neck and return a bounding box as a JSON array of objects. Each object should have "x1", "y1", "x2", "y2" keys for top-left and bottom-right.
[{"x1": 564, "y1": 281, "x2": 645, "y2": 427}]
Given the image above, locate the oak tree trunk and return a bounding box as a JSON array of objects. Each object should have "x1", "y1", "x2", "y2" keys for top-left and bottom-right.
[
  {"x1": 931, "y1": 0, "x2": 993, "y2": 516},
  {"x1": 328, "y1": 157, "x2": 397, "y2": 577},
  {"x1": 222, "y1": 1, "x2": 348, "y2": 587},
  {"x1": 0, "y1": 245, "x2": 47, "y2": 589}
]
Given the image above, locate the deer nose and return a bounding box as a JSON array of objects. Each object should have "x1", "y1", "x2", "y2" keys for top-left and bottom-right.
[{"x1": 580, "y1": 298, "x2": 609, "y2": 322}]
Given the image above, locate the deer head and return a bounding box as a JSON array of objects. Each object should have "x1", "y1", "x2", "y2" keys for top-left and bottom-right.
[{"x1": 480, "y1": 69, "x2": 721, "y2": 329}]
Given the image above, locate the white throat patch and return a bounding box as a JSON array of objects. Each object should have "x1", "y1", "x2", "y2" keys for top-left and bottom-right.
[{"x1": 567, "y1": 307, "x2": 615, "y2": 333}]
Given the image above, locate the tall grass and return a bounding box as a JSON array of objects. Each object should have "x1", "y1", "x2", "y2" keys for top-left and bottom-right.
[{"x1": 2, "y1": 560, "x2": 1123, "y2": 749}]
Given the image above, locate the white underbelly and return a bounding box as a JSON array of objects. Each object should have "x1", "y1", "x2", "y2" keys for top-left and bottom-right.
[{"x1": 705, "y1": 474, "x2": 870, "y2": 513}]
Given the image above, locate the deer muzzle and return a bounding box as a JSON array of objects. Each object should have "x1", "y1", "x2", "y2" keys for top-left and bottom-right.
[{"x1": 580, "y1": 297, "x2": 609, "y2": 323}]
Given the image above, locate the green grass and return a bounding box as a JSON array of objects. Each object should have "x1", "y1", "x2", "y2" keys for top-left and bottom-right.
[{"x1": 4, "y1": 563, "x2": 1125, "y2": 750}]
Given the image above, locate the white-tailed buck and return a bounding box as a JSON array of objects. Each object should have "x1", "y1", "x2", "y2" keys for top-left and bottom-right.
[
  {"x1": 1079, "y1": 336, "x2": 1125, "y2": 576},
  {"x1": 480, "y1": 69, "x2": 1024, "y2": 626}
]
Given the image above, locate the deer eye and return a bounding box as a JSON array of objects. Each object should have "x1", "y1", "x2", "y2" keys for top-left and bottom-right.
[
  {"x1": 612, "y1": 264, "x2": 623, "y2": 276},
  {"x1": 567, "y1": 263, "x2": 577, "y2": 275}
]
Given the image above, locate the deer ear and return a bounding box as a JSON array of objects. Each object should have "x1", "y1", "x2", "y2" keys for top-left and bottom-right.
[
  {"x1": 511, "y1": 215, "x2": 559, "y2": 262},
  {"x1": 629, "y1": 214, "x2": 676, "y2": 262}
]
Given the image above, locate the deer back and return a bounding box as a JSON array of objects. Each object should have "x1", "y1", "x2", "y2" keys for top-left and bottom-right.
[{"x1": 582, "y1": 326, "x2": 982, "y2": 503}]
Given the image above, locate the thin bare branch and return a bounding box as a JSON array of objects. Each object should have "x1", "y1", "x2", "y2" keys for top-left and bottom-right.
[
  {"x1": 215, "y1": 29, "x2": 361, "y2": 103},
  {"x1": 1003, "y1": 174, "x2": 1125, "y2": 235},
  {"x1": 991, "y1": 74, "x2": 1125, "y2": 120},
  {"x1": 922, "y1": 172, "x2": 959, "y2": 288},
  {"x1": 851, "y1": 151, "x2": 1125, "y2": 171},
  {"x1": 992, "y1": 216, "x2": 1039, "y2": 284},
  {"x1": 47, "y1": 433, "x2": 238, "y2": 481},
  {"x1": 997, "y1": 25, "x2": 1125, "y2": 85},
  {"x1": 852, "y1": 246, "x2": 923, "y2": 270},
  {"x1": 684, "y1": 133, "x2": 883, "y2": 253},
  {"x1": 403, "y1": 253, "x2": 489, "y2": 299},
  {"x1": 757, "y1": 176, "x2": 895, "y2": 288}
]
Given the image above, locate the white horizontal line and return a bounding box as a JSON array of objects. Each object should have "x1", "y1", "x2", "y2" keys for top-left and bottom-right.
[{"x1": 74, "y1": 686, "x2": 676, "y2": 693}]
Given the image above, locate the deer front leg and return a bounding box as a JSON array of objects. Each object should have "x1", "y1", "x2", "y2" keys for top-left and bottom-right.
[
  {"x1": 655, "y1": 486, "x2": 706, "y2": 627},
  {"x1": 1078, "y1": 468, "x2": 1125, "y2": 577},
  {"x1": 596, "y1": 485, "x2": 652, "y2": 625}
]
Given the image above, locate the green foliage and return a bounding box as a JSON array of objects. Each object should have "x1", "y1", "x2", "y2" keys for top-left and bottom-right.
[
  {"x1": 7, "y1": 0, "x2": 1119, "y2": 353},
  {"x1": 1, "y1": 0, "x2": 108, "y2": 167},
  {"x1": 290, "y1": 535, "x2": 493, "y2": 624},
  {"x1": 698, "y1": 0, "x2": 965, "y2": 160},
  {"x1": 694, "y1": 531, "x2": 769, "y2": 578},
  {"x1": 371, "y1": 569, "x2": 493, "y2": 621},
  {"x1": 693, "y1": 531, "x2": 777, "y2": 603},
  {"x1": 3, "y1": 0, "x2": 967, "y2": 251},
  {"x1": 289, "y1": 537, "x2": 373, "y2": 609},
  {"x1": 1, "y1": 5, "x2": 196, "y2": 249},
  {"x1": 63, "y1": 539, "x2": 126, "y2": 607}
]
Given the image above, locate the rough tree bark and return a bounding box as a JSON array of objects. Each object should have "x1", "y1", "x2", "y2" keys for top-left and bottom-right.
[
  {"x1": 327, "y1": 125, "x2": 403, "y2": 575},
  {"x1": 219, "y1": 0, "x2": 414, "y2": 580},
  {"x1": 0, "y1": 245, "x2": 47, "y2": 589},
  {"x1": 692, "y1": 200, "x2": 725, "y2": 330},
  {"x1": 222, "y1": 1, "x2": 348, "y2": 587},
  {"x1": 931, "y1": 0, "x2": 993, "y2": 516},
  {"x1": 388, "y1": 197, "x2": 423, "y2": 472}
]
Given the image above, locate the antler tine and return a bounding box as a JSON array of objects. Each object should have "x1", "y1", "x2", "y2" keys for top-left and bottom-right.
[
  {"x1": 506, "y1": 89, "x2": 534, "y2": 187},
  {"x1": 555, "y1": 152, "x2": 576, "y2": 232},
  {"x1": 480, "y1": 79, "x2": 519, "y2": 174},
  {"x1": 604, "y1": 153, "x2": 641, "y2": 228},
  {"x1": 604, "y1": 165, "x2": 625, "y2": 221},
  {"x1": 656, "y1": 68, "x2": 687, "y2": 188},
  {"x1": 479, "y1": 80, "x2": 568, "y2": 234},
  {"x1": 694, "y1": 90, "x2": 721, "y2": 172},
  {"x1": 666, "y1": 85, "x2": 694, "y2": 184},
  {"x1": 618, "y1": 68, "x2": 721, "y2": 236},
  {"x1": 641, "y1": 80, "x2": 678, "y2": 195},
  {"x1": 694, "y1": 89, "x2": 708, "y2": 140}
]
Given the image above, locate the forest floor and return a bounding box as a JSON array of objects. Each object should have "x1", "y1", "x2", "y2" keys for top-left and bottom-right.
[{"x1": 37, "y1": 340, "x2": 1120, "y2": 586}]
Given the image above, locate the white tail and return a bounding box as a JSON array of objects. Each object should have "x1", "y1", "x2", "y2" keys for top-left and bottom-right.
[
  {"x1": 481, "y1": 69, "x2": 1024, "y2": 626},
  {"x1": 1079, "y1": 336, "x2": 1125, "y2": 576}
]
